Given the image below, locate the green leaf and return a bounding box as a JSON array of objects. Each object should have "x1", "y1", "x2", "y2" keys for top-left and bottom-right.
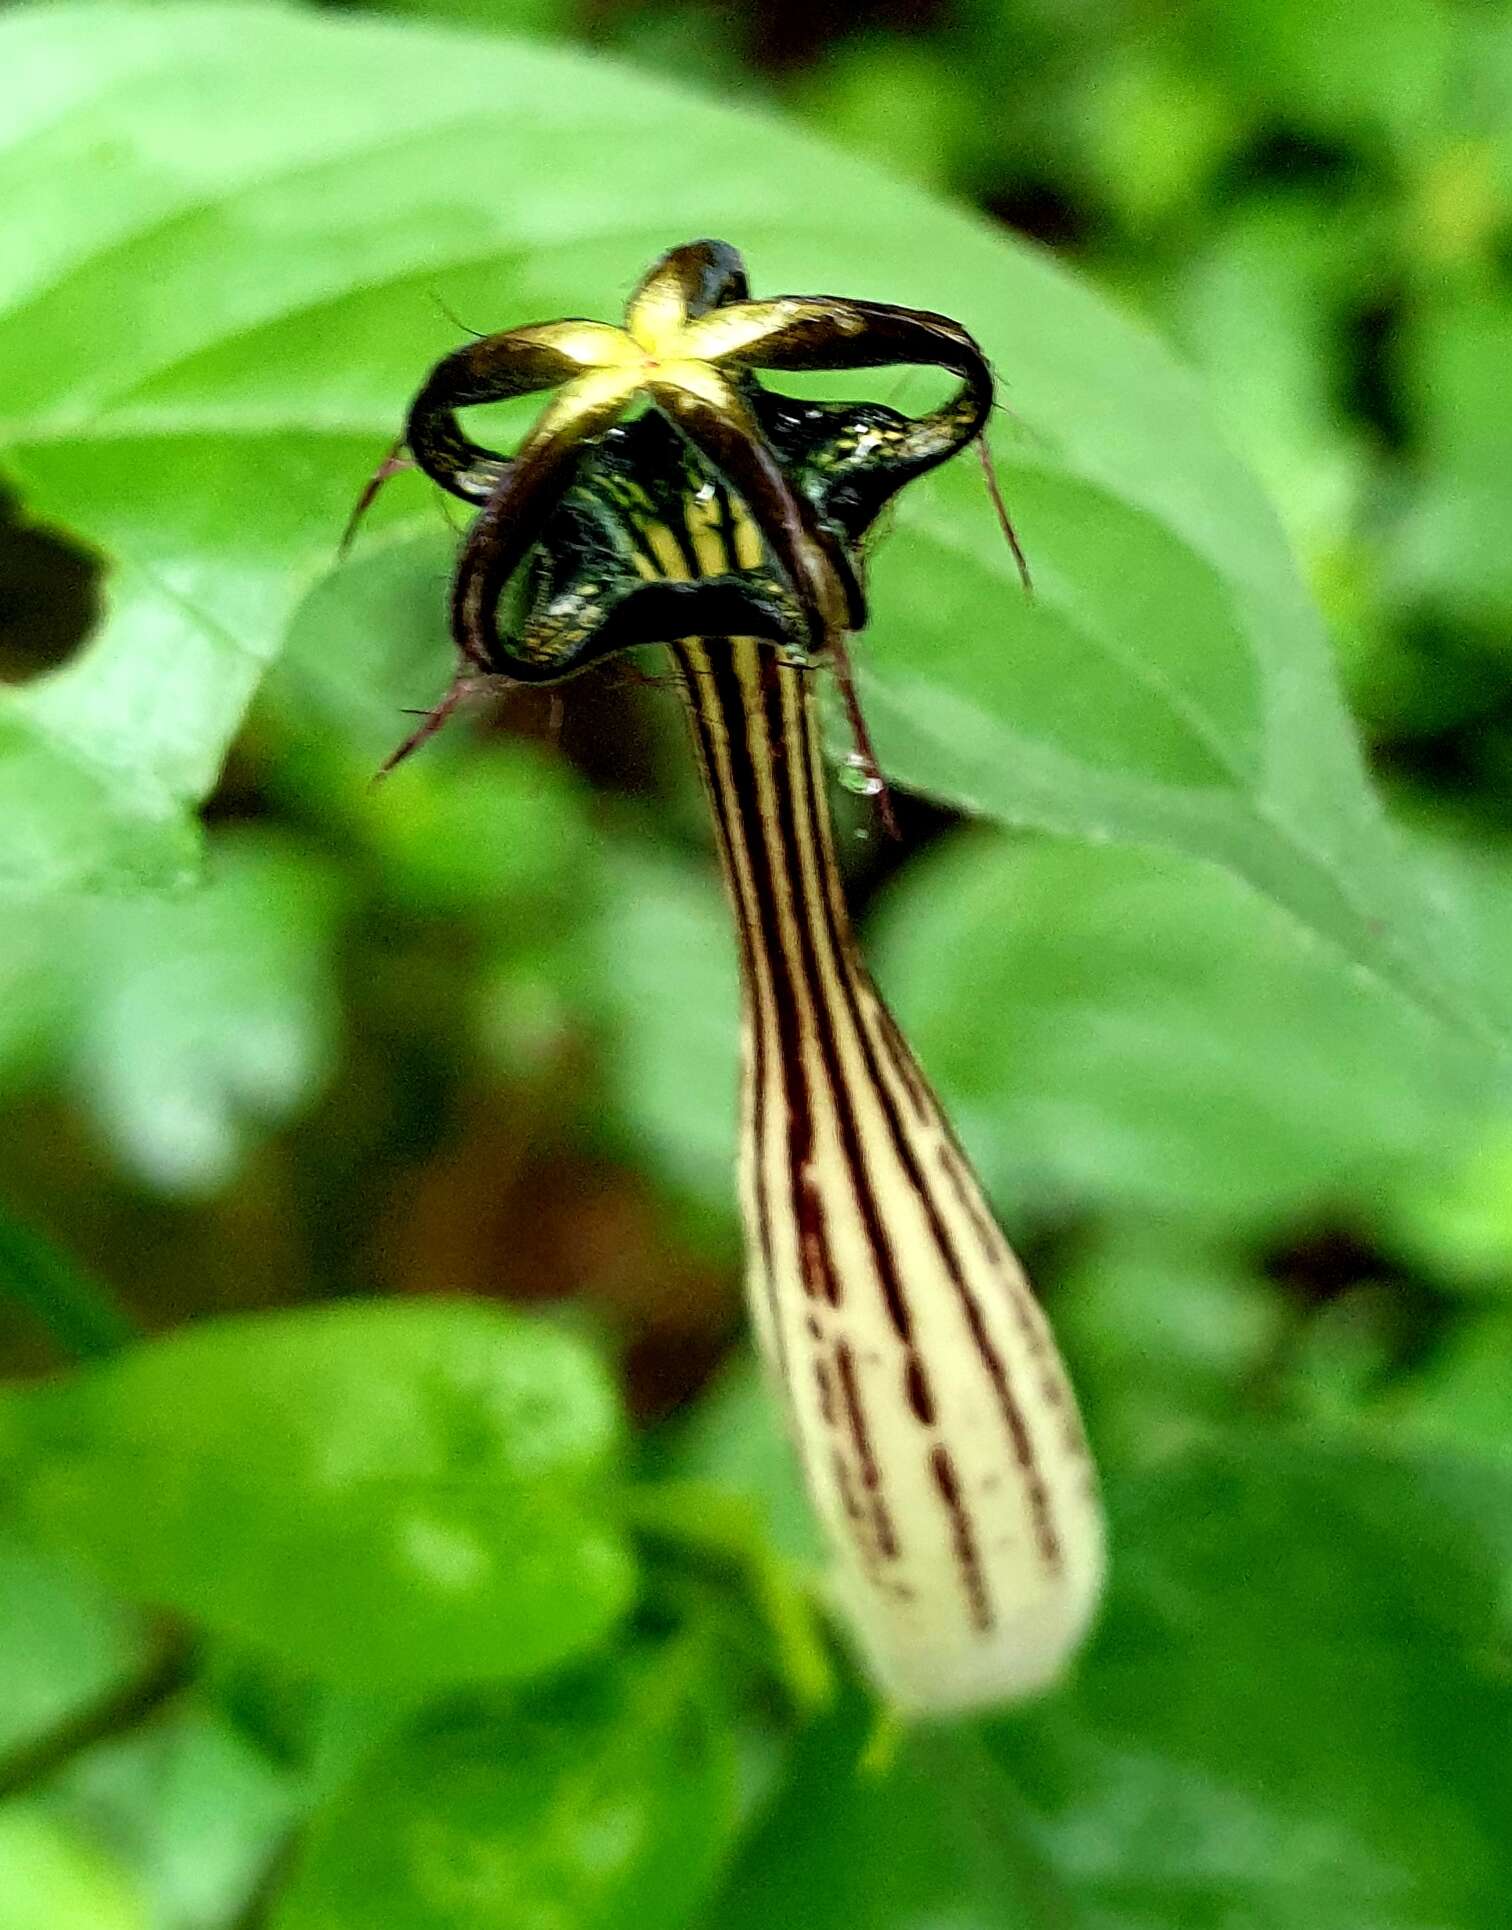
[
  {"x1": 1379, "y1": 1313, "x2": 1512, "y2": 1470},
  {"x1": 1050, "y1": 1230, "x2": 1286, "y2": 1462},
  {"x1": 67, "y1": 831, "x2": 343, "y2": 1194},
  {"x1": 0, "y1": 1526, "x2": 145, "y2": 1760},
  {"x1": 0, "y1": 5, "x2": 1494, "y2": 1063},
  {"x1": 371, "y1": 0, "x2": 568, "y2": 36},
  {"x1": 623, "y1": 1479, "x2": 833, "y2": 1713},
  {"x1": 1381, "y1": 1118, "x2": 1512, "y2": 1294},
  {"x1": 1396, "y1": 292, "x2": 1512, "y2": 631},
  {"x1": 267, "y1": 525, "x2": 608, "y2": 984},
  {"x1": 0, "y1": 830, "x2": 344, "y2": 1194},
  {"x1": 989, "y1": 1438, "x2": 1512, "y2": 1930},
  {"x1": 0, "y1": 1211, "x2": 137, "y2": 1359},
  {"x1": 659, "y1": 1355, "x2": 821, "y2": 1574},
  {"x1": 275, "y1": 1641, "x2": 737, "y2": 1930},
  {"x1": 265, "y1": 527, "x2": 474, "y2": 776},
  {"x1": 55, "y1": 1702, "x2": 297, "y2": 1930},
  {"x1": 870, "y1": 827, "x2": 1495, "y2": 1232},
  {"x1": 857, "y1": 449, "x2": 1492, "y2": 1053},
  {"x1": 1182, "y1": 0, "x2": 1457, "y2": 157},
  {"x1": 0, "y1": 870, "x2": 68, "y2": 1083},
  {"x1": 790, "y1": 39, "x2": 959, "y2": 188},
  {"x1": 702, "y1": 1702, "x2": 1072, "y2": 1930},
  {"x1": 578, "y1": 847, "x2": 739, "y2": 1232},
  {"x1": 1281, "y1": 1285, "x2": 1416, "y2": 1426},
  {"x1": 1078, "y1": 45, "x2": 1236, "y2": 230},
  {"x1": 5, "y1": 1300, "x2": 635, "y2": 1688},
  {"x1": 0, "y1": 1805, "x2": 148, "y2": 1930},
  {"x1": 274, "y1": 530, "x2": 605, "y2": 914},
  {"x1": 1165, "y1": 197, "x2": 1377, "y2": 570}
]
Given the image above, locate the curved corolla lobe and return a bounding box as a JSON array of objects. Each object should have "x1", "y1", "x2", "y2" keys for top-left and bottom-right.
[
  {"x1": 450, "y1": 368, "x2": 640, "y2": 671},
  {"x1": 685, "y1": 297, "x2": 992, "y2": 467},
  {"x1": 450, "y1": 384, "x2": 982, "y2": 684},
  {"x1": 357, "y1": 239, "x2": 1005, "y2": 680},
  {"x1": 459, "y1": 412, "x2": 811, "y2": 682},
  {"x1": 753, "y1": 395, "x2": 972, "y2": 548},
  {"x1": 414, "y1": 239, "x2": 755, "y2": 510},
  {"x1": 352, "y1": 236, "x2": 1022, "y2": 759},
  {"x1": 493, "y1": 573, "x2": 802, "y2": 682},
  {"x1": 686, "y1": 296, "x2": 988, "y2": 398},
  {"x1": 626, "y1": 237, "x2": 750, "y2": 342},
  {"x1": 647, "y1": 363, "x2": 864, "y2": 643},
  {"x1": 407, "y1": 319, "x2": 634, "y2": 503}
]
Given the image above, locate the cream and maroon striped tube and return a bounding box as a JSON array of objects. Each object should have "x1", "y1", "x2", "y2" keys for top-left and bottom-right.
[
  {"x1": 621, "y1": 482, "x2": 1102, "y2": 1710},
  {"x1": 672, "y1": 624, "x2": 1104, "y2": 1713}
]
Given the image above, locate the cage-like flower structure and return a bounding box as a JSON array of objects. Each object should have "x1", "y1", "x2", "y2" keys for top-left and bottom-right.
[{"x1": 356, "y1": 240, "x2": 1104, "y2": 1711}]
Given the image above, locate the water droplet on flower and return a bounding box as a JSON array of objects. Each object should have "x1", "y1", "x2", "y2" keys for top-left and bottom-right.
[{"x1": 838, "y1": 750, "x2": 884, "y2": 797}]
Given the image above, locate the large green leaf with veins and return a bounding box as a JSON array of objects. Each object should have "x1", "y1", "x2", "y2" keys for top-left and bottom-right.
[{"x1": 0, "y1": 2, "x2": 1499, "y2": 1057}]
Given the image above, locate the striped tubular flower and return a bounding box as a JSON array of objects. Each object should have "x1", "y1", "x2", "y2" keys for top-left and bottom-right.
[{"x1": 351, "y1": 241, "x2": 1104, "y2": 1712}]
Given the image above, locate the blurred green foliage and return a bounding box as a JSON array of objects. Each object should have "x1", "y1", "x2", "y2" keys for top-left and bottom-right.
[{"x1": 1, "y1": 0, "x2": 1511, "y2": 1925}]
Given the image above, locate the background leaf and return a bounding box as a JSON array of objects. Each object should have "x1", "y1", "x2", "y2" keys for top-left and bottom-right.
[
  {"x1": 3, "y1": 1300, "x2": 635, "y2": 1688},
  {"x1": 989, "y1": 1438, "x2": 1512, "y2": 1930},
  {"x1": 579, "y1": 846, "x2": 740, "y2": 1236},
  {"x1": 869, "y1": 825, "x2": 1500, "y2": 1233},
  {"x1": 275, "y1": 1640, "x2": 737, "y2": 1930},
  {"x1": 0, "y1": 1527, "x2": 146, "y2": 1760},
  {"x1": 0, "y1": 830, "x2": 343, "y2": 1196},
  {"x1": 1396, "y1": 293, "x2": 1512, "y2": 630},
  {"x1": 0, "y1": 2, "x2": 1497, "y2": 1065},
  {"x1": 53, "y1": 1701, "x2": 297, "y2": 1930},
  {"x1": 703, "y1": 1709, "x2": 1072, "y2": 1930},
  {"x1": 0, "y1": 1805, "x2": 148, "y2": 1930},
  {"x1": 0, "y1": 1212, "x2": 138, "y2": 1360},
  {"x1": 700, "y1": 1434, "x2": 1512, "y2": 1930}
]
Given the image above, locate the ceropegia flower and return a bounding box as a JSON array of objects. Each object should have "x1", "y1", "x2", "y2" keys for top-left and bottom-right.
[{"x1": 350, "y1": 240, "x2": 1104, "y2": 1712}]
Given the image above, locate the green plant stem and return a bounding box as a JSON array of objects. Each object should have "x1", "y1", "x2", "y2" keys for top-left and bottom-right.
[
  {"x1": 0, "y1": 1212, "x2": 138, "y2": 1360},
  {"x1": 624, "y1": 1480, "x2": 834, "y2": 1713},
  {"x1": 0, "y1": 1629, "x2": 195, "y2": 1803}
]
